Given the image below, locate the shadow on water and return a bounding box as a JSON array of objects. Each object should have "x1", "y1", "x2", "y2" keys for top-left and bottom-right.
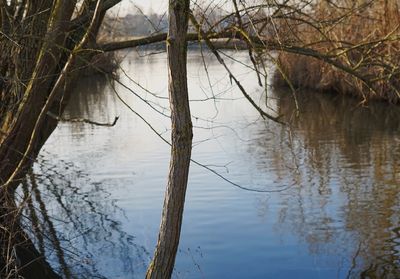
[
  {"x1": 11, "y1": 154, "x2": 149, "y2": 278},
  {"x1": 65, "y1": 75, "x2": 113, "y2": 119},
  {"x1": 4, "y1": 74, "x2": 148, "y2": 278},
  {"x1": 252, "y1": 89, "x2": 400, "y2": 278},
  {"x1": 0, "y1": 75, "x2": 115, "y2": 279},
  {"x1": 5, "y1": 68, "x2": 400, "y2": 278}
]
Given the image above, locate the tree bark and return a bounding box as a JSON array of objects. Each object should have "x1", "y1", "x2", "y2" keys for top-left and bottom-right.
[
  {"x1": 0, "y1": 0, "x2": 104, "y2": 188},
  {"x1": 0, "y1": 2, "x2": 116, "y2": 277},
  {"x1": 146, "y1": 0, "x2": 192, "y2": 278}
]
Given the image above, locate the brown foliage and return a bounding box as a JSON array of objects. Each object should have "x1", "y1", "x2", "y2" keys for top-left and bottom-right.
[{"x1": 274, "y1": 0, "x2": 400, "y2": 103}]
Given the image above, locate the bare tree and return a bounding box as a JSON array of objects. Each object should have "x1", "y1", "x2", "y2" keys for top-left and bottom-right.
[
  {"x1": 0, "y1": 0, "x2": 399, "y2": 278},
  {"x1": 146, "y1": 1, "x2": 192, "y2": 277}
]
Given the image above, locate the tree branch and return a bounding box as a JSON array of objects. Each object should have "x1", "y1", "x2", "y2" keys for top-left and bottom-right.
[
  {"x1": 98, "y1": 30, "x2": 376, "y2": 101},
  {"x1": 69, "y1": 0, "x2": 122, "y2": 30},
  {"x1": 47, "y1": 112, "x2": 119, "y2": 127},
  {"x1": 98, "y1": 32, "x2": 226, "y2": 52}
]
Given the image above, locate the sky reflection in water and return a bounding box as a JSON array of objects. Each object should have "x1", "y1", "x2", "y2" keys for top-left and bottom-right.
[{"x1": 36, "y1": 50, "x2": 400, "y2": 278}]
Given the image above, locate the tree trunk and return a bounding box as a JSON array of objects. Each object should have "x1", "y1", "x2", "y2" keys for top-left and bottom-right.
[
  {"x1": 0, "y1": 2, "x2": 116, "y2": 277},
  {"x1": 0, "y1": 0, "x2": 105, "y2": 188},
  {"x1": 146, "y1": 0, "x2": 192, "y2": 278}
]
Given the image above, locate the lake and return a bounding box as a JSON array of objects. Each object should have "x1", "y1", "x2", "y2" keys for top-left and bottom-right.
[{"x1": 34, "y1": 50, "x2": 400, "y2": 278}]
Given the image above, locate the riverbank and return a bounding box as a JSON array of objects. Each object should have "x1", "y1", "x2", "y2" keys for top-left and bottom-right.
[
  {"x1": 86, "y1": 38, "x2": 245, "y2": 77},
  {"x1": 273, "y1": 51, "x2": 400, "y2": 104},
  {"x1": 272, "y1": 1, "x2": 400, "y2": 104}
]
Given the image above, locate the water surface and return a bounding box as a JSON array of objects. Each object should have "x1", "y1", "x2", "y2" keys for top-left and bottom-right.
[{"x1": 38, "y1": 50, "x2": 400, "y2": 278}]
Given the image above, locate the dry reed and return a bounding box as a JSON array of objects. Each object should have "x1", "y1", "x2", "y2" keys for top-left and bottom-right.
[{"x1": 274, "y1": 0, "x2": 400, "y2": 103}]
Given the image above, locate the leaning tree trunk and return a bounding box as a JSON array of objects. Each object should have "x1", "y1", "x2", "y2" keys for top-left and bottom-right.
[
  {"x1": 0, "y1": 0, "x2": 115, "y2": 188},
  {"x1": 0, "y1": 1, "x2": 113, "y2": 278},
  {"x1": 146, "y1": 0, "x2": 192, "y2": 278}
]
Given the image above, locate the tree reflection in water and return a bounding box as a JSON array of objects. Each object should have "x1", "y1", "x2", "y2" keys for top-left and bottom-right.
[
  {"x1": 250, "y1": 89, "x2": 400, "y2": 278},
  {"x1": 6, "y1": 72, "x2": 399, "y2": 278},
  {"x1": 14, "y1": 155, "x2": 148, "y2": 278}
]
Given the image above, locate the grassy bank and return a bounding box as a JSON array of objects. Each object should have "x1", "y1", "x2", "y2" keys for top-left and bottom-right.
[{"x1": 273, "y1": 0, "x2": 400, "y2": 104}]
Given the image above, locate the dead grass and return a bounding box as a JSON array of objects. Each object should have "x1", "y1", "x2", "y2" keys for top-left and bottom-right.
[{"x1": 274, "y1": 0, "x2": 400, "y2": 104}]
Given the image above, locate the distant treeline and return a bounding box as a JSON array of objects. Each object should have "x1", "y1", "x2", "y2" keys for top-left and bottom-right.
[{"x1": 100, "y1": 13, "x2": 168, "y2": 38}]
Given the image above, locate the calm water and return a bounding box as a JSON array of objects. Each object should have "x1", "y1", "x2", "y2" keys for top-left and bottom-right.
[{"x1": 35, "y1": 50, "x2": 400, "y2": 278}]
